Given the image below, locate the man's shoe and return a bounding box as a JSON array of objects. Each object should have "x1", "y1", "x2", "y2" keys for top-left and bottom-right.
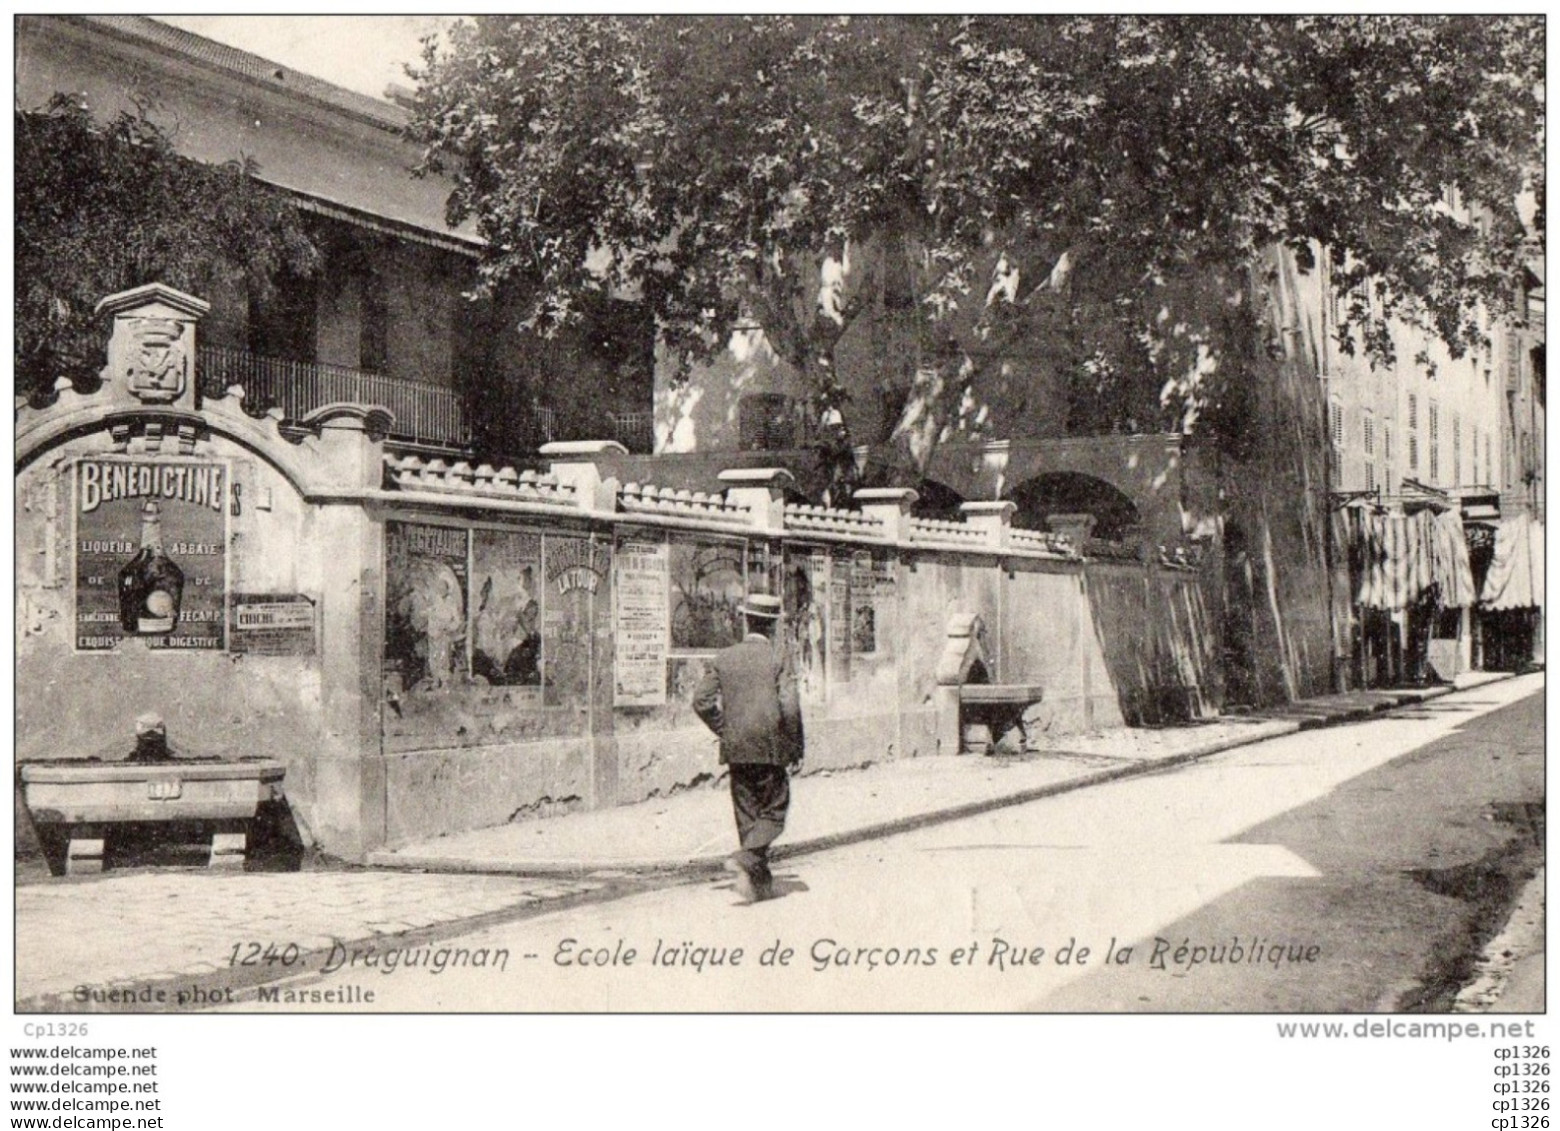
[
  {"x1": 753, "y1": 862, "x2": 775, "y2": 902},
  {"x1": 724, "y1": 858, "x2": 758, "y2": 903}
]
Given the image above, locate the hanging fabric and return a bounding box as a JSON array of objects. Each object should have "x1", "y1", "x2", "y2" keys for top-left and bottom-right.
[
  {"x1": 1349, "y1": 506, "x2": 1476, "y2": 611},
  {"x1": 1432, "y1": 509, "x2": 1476, "y2": 608},
  {"x1": 1481, "y1": 514, "x2": 1545, "y2": 611}
]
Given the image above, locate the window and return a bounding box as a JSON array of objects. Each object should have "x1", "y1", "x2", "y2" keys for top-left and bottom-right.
[
  {"x1": 1485, "y1": 430, "x2": 1493, "y2": 486},
  {"x1": 1362, "y1": 411, "x2": 1375, "y2": 457},
  {"x1": 1329, "y1": 399, "x2": 1344, "y2": 451},
  {"x1": 1383, "y1": 423, "x2": 1394, "y2": 492},
  {"x1": 1471, "y1": 428, "x2": 1479, "y2": 485},
  {"x1": 739, "y1": 394, "x2": 801, "y2": 451},
  {"x1": 531, "y1": 403, "x2": 557, "y2": 444},
  {"x1": 1407, "y1": 394, "x2": 1419, "y2": 473},
  {"x1": 1428, "y1": 401, "x2": 1440, "y2": 483},
  {"x1": 248, "y1": 269, "x2": 318, "y2": 363},
  {"x1": 610, "y1": 411, "x2": 654, "y2": 454},
  {"x1": 1365, "y1": 460, "x2": 1377, "y2": 493}
]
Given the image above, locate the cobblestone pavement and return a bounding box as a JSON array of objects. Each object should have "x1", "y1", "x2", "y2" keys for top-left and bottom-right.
[{"x1": 16, "y1": 870, "x2": 598, "y2": 1006}]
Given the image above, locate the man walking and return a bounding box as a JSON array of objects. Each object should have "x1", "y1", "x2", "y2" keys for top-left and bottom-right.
[{"x1": 692, "y1": 593, "x2": 804, "y2": 903}]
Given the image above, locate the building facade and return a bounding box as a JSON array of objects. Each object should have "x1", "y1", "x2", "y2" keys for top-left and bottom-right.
[
  {"x1": 16, "y1": 15, "x2": 659, "y2": 459},
  {"x1": 1321, "y1": 259, "x2": 1542, "y2": 520},
  {"x1": 16, "y1": 15, "x2": 481, "y2": 450}
]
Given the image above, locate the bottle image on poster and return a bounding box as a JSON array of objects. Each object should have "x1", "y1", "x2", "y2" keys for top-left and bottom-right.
[
  {"x1": 119, "y1": 500, "x2": 184, "y2": 634},
  {"x1": 75, "y1": 457, "x2": 228, "y2": 652}
]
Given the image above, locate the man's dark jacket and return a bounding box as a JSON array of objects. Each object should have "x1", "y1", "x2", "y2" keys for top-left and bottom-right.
[{"x1": 692, "y1": 633, "x2": 804, "y2": 766}]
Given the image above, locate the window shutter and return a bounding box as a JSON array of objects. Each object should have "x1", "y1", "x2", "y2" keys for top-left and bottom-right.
[{"x1": 1428, "y1": 401, "x2": 1440, "y2": 483}]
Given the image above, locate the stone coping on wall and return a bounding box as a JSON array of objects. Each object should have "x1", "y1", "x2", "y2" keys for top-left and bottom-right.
[
  {"x1": 383, "y1": 454, "x2": 578, "y2": 507},
  {"x1": 376, "y1": 448, "x2": 1094, "y2": 562},
  {"x1": 621, "y1": 480, "x2": 750, "y2": 523},
  {"x1": 15, "y1": 363, "x2": 1186, "y2": 570},
  {"x1": 784, "y1": 501, "x2": 887, "y2": 539},
  {"x1": 362, "y1": 447, "x2": 1232, "y2": 570}
]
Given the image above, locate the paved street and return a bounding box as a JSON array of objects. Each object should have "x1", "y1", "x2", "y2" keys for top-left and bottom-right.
[
  {"x1": 15, "y1": 676, "x2": 1508, "y2": 1010},
  {"x1": 15, "y1": 872, "x2": 602, "y2": 1009},
  {"x1": 214, "y1": 673, "x2": 1542, "y2": 1013},
  {"x1": 1038, "y1": 683, "x2": 1544, "y2": 1012}
]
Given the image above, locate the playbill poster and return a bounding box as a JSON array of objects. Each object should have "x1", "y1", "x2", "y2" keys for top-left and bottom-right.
[
  {"x1": 613, "y1": 536, "x2": 670, "y2": 707},
  {"x1": 10, "y1": 14, "x2": 1548, "y2": 1131}
]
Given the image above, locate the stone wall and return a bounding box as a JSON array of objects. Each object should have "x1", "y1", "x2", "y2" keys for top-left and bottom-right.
[
  {"x1": 366, "y1": 469, "x2": 1207, "y2": 847},
  {"x1": 16, "y1": 431, "x2": 1216, "y2": 854},
  {"x1": 15, "y1": 289, "x2": 1219, "y2": 860},
  {"x1": 16, "y1": 421, "x2": 335, "y2": 840}
]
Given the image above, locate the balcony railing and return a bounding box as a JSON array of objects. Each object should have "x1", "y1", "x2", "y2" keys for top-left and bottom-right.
[
  {"x1": 527, "y1": 406, "x2": 653, "y2": 453},
  {"x1": 197, "y1": 344, "x2": 471, "y2": 449},
  {"x1": 610, "y1": 411, "x2": 654, "y2": 454}
]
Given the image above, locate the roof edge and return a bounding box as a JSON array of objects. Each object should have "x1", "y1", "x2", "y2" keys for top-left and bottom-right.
[{"x1": 52, "y1": 15, "x2": 410, "y2": 134}]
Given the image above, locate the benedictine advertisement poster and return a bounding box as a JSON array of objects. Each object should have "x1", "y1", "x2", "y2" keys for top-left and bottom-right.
[{"x1": 73, "y1": 457, "x2": 229, "y2": 652}]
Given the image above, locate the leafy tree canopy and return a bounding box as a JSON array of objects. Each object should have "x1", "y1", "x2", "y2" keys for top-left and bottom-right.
[
  {"x1": 409, "y1": 16, "x2": 1543, "y2": 472},
  {"x1": 16, "y1": 96, "x2": 320, "y2": 402}
]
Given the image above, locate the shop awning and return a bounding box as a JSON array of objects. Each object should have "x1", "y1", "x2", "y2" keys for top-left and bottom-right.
[
  {"x1": 1481, "y1": 513, "x2": 1545, "y2": 611},
  {"x1": 1348, "y1": 506, "x2": 1476, "y2": 611}
]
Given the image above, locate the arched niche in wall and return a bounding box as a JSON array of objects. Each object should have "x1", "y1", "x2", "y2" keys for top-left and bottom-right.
[
  {"x1": 911, "y1": 478, "x2": 967, "y2": 521},
  {"x1": 1006, "y1": 472, "x2": 1141, "y2": 543}
]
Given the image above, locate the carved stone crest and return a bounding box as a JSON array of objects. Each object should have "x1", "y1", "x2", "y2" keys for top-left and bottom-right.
[{"x1": 123, "y1": 317, "x2": 188, "y2": 404}]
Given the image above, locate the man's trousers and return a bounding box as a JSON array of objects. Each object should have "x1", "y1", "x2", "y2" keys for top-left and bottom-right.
[{"x1": 727, "y1": 763, "x2": 790, "y2": 882}]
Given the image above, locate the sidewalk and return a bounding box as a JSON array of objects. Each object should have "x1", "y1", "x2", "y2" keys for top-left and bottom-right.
[
  {"x1": 15, "y1": 671, "x2": 1519, "y2": 1009},
  {"x1": 1456, "y1": 865, "x2": 1546, "y2": 1014},
  {"x1": 369, "y1": 676, "x2": 1501, "y2": 876}
]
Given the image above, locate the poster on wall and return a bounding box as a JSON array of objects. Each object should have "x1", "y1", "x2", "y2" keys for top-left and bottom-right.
[
  {"x1": 850, "y1": 549, "x2": 877, "y2": 655},
  {"x1": 613, "y1": 536, "x2": 670, "y2": 707},
  {"x1": 471, "y1": 529, "x2": 544, "y2": 704},
  {"x1": 669, "y1": 535, "x2": 747, "y2": 652},
  {"x1": 384, "y1": 521, "x2": 469, "y2": 692},
  {"x1": 543, "y1": 535, "x2": 609, "y2": 708},
  {"x1": 828, "y1": 548, "x2": 853, "y2": 682},
  {"x1": 230, "y1": 594, "x2": 316, "y2": 656},
  {"x1": 73, "y1": 457, "x2": 229, "y2": 652},
  {"x1": 666, "y1": 656, "x2": 710, "y2": 716},
  {"x1": 781, "y1": 546, "x2": 829, "y2": 704},
  {"x1": 753, "y1": 541, "x2": 784, "y2": 601}
]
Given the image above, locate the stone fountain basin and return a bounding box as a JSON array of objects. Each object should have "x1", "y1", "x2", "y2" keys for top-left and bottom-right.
[
  {"x1": 21, "y1": 759, "x2": 286, "y2": 873},
  {"x1": 20, "y1": 758, "x2": 285, "y2": 825}
]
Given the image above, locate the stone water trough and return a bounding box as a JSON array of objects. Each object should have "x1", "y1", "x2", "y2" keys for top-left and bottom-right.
[
  {"x1": 934, "y1": 612, "x2": 1046, "y2": 755},
  {"x1": 19, "y1": 715, "x2": 285, "y2": 875}
]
